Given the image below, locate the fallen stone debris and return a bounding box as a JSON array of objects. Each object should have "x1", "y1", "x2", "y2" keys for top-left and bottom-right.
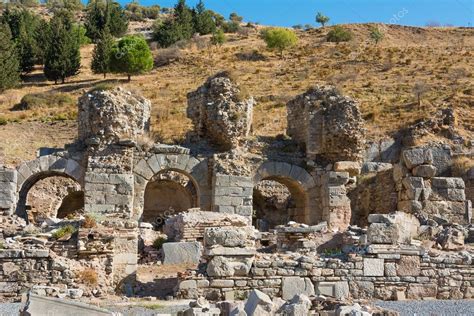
[{"x1": 0, "y1": 75, "x2": 472, "y2": 315}]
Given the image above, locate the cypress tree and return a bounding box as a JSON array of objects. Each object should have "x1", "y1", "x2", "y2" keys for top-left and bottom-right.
[
  {"x1": 175, "y1": 0, "x2": 194, "y2": 39},
  {"x1": 85, "y1": 0, "x2": 128, "y2": 42},
  {"x1": 44, "y1": 10, "x2": 81, "y2": 84},
  {"x1": 192, "y1": 0, "x2": 215, "y2": 35},
  {"x1": 0, "y1": 23, "x2": 20, "y2": 92},
  {"x1": 107, "y1": 1, "x2": 128, "y2": 37},
  {"x1": 91, "y1": 27, "x2": 114, "y2": 78}
]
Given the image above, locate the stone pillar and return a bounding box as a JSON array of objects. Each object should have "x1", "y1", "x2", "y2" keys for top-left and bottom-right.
[
  {"x1": 113, "y1": 229, "x2": 139, "y2": 294},
  {"x1": 321, "y1": 171, "x2": 351, "y2": 231},
  {"x1": 0, "y1": 167, "x2": 17, "y2": 215},
  {"x1": 84, "y1": 146, "x2": 135, "y2": 219},
  {"x1": 212, "y1": 173, "x2": 253, "y2": 220}
]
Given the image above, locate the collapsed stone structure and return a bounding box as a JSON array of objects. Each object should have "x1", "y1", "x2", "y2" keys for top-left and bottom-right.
[{"x1": 0, "y1": 75, "x2": 472, "y2": 309}]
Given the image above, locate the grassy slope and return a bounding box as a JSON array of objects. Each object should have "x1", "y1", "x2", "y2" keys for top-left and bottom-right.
[{"x1": 0, "y1": 23, "x2": 472, "y2": 166}]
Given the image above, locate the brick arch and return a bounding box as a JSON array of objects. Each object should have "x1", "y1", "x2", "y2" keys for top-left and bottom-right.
[
  {"x1": 133, "y1": 153, "x2": 211, "y2": 219},
  {"x1": 253, "y1": 161, "x2": 316, "y2": 225}
]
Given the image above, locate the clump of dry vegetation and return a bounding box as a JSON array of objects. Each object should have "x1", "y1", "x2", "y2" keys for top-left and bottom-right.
[
  {"x1": 78, "y1": 268, "x2": 98, "y2": 286},
  {"x1": 451, "y1": 156, "x2": 474, "y2": 177}
]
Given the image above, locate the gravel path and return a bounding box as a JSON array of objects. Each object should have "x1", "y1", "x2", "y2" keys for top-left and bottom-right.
[
  {"x1": 375, "y1": 300, "x2": 474, "y2": 316},
  {"x1": 0, "y1": 303, "x2": 21, "y2": 316}
]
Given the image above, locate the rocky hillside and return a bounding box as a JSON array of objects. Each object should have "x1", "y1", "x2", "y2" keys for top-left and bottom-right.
[{"x1": 0, "y1": 23, "x2": 472, "y2": 166}]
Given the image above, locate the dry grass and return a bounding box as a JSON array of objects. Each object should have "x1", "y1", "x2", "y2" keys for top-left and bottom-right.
[
  {"x1": 78, "y1": 268, "x2": 99, "y2": 287},
  {"x1": 451, "y1": 156, "x2": 474, "y2": 177},
  {"x1": 0, "y1": 24, "x2": 473, "y2": 166}
]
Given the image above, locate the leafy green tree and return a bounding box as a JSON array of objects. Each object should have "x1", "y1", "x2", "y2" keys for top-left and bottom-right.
[
  {"x1": 261, "y1": 27, "x2": 298, "y2": 57},
  {"x1": 109, "y1": 35, "x2": 153, "y2": 81},
  {"x1": 0, "y1": 23, "x2": 20, "y2": 92},
  {"x1": 369, "y1": 26, "x2": 384, "y2": 45},
  {"x1": 44, "y1": 10, "x2": 81, "y2": 84},
  {"x1": 211, "y1": 28, "x2": 226, "y2": 47},
  {"x1": 229, "y1": 12, "x2": 243, "y2": 23},
  {"x1": 91, "y1": 27, "x2": 114, "y2": 78},
  {"x1": 326, "y1": 25, "x2": 353, "y2": 43},
  {"x1": 316, "y1": 12, "x2": 329, "y2": 27},
  {"x1": 222, "y1": 20, "x2": 240, "y2": 33},
  {"x1": 192, "y1": 0, "x2": 215, "y2": 35},
  {"x1": 73, "y1": 24, "x2": 92, "y2": 46}
]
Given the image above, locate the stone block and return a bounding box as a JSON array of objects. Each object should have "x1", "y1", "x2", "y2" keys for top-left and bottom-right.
[
  {"x1": 334, "y1": 161, "x2": 361, "y2": 176},
  {"x1": 361, "y1": 162, "x2": 392, "y2": 174},
  {"x1": 402, "y1": 148, "x2": 432, "y2": 169},
  {"x1": 23, "y1": 294, "x2": 114, "y2": 315},
  {"x1": 402, "y1": 177, "x2": 424, "y2": 200},
  {"x1": 367, "y1": 223, "x2": 398, "y2": 244},
  {"x1": 363, "y1": 258, "x2": 384, "y2": 276},
  {"x1": 244, "y1": 289, "x2": 274, "y2": 316},
  {"x1": 396, "y1": 256, "x2": 420, "y2": 276},
  {"x1": 432, "y1": 177, "x2": 465, "y2": 189},
  {"x1": 0, "y1": 169, "x2": 17, "y2": 182},
  {"x1": 204, "y1": 227, "x2": 254, "y2": 247},
  {"x1": 162, "y1": 242, "x2": 201, "y2": 265},
  {"x1": 397, "y1": 200, "x2": 422, "y2": 213},
  {"x1": 315, "y1": 281, "x2": 350, "y2": 300},
  {"x1": 406, "y1": 284, "x2": 437, "y2": 299},
  {"x1": 412, "y1": 164, "x2": 437, "y2": 178},
  {"x1": 431, "y1": 188, "x2": 466, "y2": 201},
  {"x1": 281, "y1": 277, "x2": 315, "y2": 300}
]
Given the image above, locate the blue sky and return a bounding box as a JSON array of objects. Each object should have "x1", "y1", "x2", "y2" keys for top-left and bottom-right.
[{"x1": 119, "y1": 0, "x2": 474, "y2": 27}]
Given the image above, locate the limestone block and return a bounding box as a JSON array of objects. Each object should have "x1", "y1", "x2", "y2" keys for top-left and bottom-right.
[
  {"x1": 179, "y1": 280, "x2": 197, "y2": 290},
  {"x1": 206, "y1": 255, "x2": 253, "y2": 277},
  {"x1": 325, "y1": 171, "x2": 350, "y2": 186},
  {"x1": 396, "y1": 256, "x2": 420, "y2": 276},
  {"x1": 204, "y1": 227, "x2": 255, "y2": 247},
  {"x1": 402, "y1": 148, "x2": 432, "y2": 169},
  {"x1": 244, "y1": 289, "x2": 274, "y2": 316},
  {"x1": 432, "y1": 177, "x2": 465, "y2": 189},
  {"x1": 162, "y1": 242, "x2": 201, "y2": 265},
  {"x1": 0, "y1": 168, "x2": 17, "y2": 182},
  {"x1": 402, "y1": 177, "x2": 424, "y2": 200},
  {"x1": 431, "y1": 188, "x2": 466, "y2": 201},
  {"x1": 361, "y1": 162, "x2": 392, "y2": 174},
  {"x1": 279, "y1": 294, "x2": 311, "y2": 316},
  {"x1": 406, "y1": 284, "x2": 437, "y2": 299},
  {"x1": 315, "y1": 281, "x2": 350, "y2": 299},
  {"x1": 367, "y1": 223, "x2": 398, "y2": 244},
  {"x1": 281, "y1": 277, "x2": 315, "y2": 300},
  {"x1": 397, "y1": 200, "x2": 422, "y2": 213},
  {"x1": 334, "y1": 161, "x2": 362, "y2": 176},
  {"x1": 363, "y1": 258, "x2": 384, "y2": 276}
]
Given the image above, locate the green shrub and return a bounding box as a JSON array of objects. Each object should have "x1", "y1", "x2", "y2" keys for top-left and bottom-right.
[
  {"x1": 326, "y1": 25, "x2": 353, "y2": 43},
  {"x1": 0, "y1": 117, "x2": 7, "y2": 126},
  {"x1": 152, "y1": 237, "x2": 167, "y2": 250},
  {"x1": 52, "y1": 225, "x2": 77, "y2": 239},
  {"x1": 261, "y1": 27, "x2": 298, "y2": 57},
  {"x1": 16, "y1": 93, "x2": 75, "y2": 110}
]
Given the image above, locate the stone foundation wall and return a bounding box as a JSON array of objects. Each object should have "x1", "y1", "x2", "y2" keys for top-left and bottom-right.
[
  {"x1": 212, "y1": 174, "x2": 253, "y2": 218},
  {"x1": 0, "y1": 168, "x2": 16, "y2": 215},
  {"x1": 177, "y1": 250, "x2": 473, "y2": 301}
]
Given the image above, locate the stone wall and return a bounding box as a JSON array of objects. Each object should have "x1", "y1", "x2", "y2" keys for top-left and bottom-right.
[
  {"x1": 212, "y1": 174, "x2": 253, "y2": 218},
  {"x1": 177, "y1": 249, "x2": 473, "y2": 301},
  {"x1": 0, "y1": 168, "x2": 16, "y2": 215}
]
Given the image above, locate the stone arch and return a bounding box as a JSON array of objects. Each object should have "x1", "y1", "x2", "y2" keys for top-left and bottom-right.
[
  {"x1": 253, "y1": 161, "x2": 316, "y2": 227},
  {"x1": 15, "y1": 155, "x2": 84, "y2": 221},
  {"x1": 133, "y1": 153, "x2": 211, "y2": 221}
]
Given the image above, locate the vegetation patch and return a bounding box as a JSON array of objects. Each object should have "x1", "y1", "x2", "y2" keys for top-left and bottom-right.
[
  {"x1": 13, "y1": 93, "x2": 75, "y2": 111},
  {"x1": 52, "y1": 224, "x2": 77, "y2": 240},
  {"x1": 78, "y1": 268, "x2": 98, "y2": 286}
]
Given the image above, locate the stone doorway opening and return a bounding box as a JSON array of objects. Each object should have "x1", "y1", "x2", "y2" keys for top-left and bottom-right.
[
  {"x1": 253, "y1": 177, "x2": 308, "y2": 231},
  {"x1": 142, "y1": 169, "x2": 199, "y2": 230},
  {"x1": 17, "y1": 172, "x2": 84, "y2": 224}
]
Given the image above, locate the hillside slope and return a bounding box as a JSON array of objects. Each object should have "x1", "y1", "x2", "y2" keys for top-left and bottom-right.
[{"x1": 0, "y1": 23, "x2": 472, "y2": 166}]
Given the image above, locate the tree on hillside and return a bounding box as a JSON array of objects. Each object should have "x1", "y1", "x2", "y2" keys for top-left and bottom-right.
[
  {"x1": 369, "y1": 26, "x2": 384, "y2": 45},
  {"x1": 211, "y1": 28, "x2": 226, "y2": 48},
  {"x1": 0, "y1": 23, "x2": 20, "y2": 92},
  {"x1": 44, "y1": 10, "x2": 81, "y2": 84},
  {"x1": 229, "y1": 12, "x2": 243, "y2": 23},
  {"x1": 109, "y1": 35, "x2": 153, "y2": 81},
  {"x1": 192, "y1": 0, "x2": 215, "y2": 35},
  {"x1": 316, "y1": 12, "x2": 329, "y2": 27},
  {"x1": 91, "y1": 27, "x2": 114, "y2": 78},
  {"x1": 174, "y1": 0, "x2": 194, "y2": 39},
  {"x1": 326, "y1": 25, "x2": 353, "y2": 43},
  {"x1": 261, "y1": 28, "x2": 298, "y2": 58},
  {"x1": 85, "y1": 0, "x2": 128, "y2": 42},
  {"x1": 153, "y1": 0, "x2": 194, "y2": 47}
]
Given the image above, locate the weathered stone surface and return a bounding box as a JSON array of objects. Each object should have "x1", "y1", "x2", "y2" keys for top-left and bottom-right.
[
  {"x1": 287, "y1": 85, "x2": 366, "y2": 162},
  {"x1": 187, "y1": 71, "x2": 254, "y2": 150},
  {"x1": 361, "y1": 162, "x2": 393, "y2": 174},
  {"x1": 78, "y1": 87, "x2": 151, "y2": 145},
  {"x1": 367, "y1": 223, "x2": 398, "y2": 244},
  {"x1": 206, "y1": 256, "x2": 253, "y2": 277},
  {"x1": 396, "y1": 256, "x2": 420, "y2": 276},
  {"x1": 279, "y1": 294, "x2": 311, "y2": 316},
  {"x1": 244, "y1": 289, "x2": 274, "y2": 316},
  {"x1": 402, "y1": 148, "x2": 432, "y2": 169},
  {"x1": 406, "y1": 284, "x2": 437, "y2": 299},
  {"x1": 363, "y1": 258, "x2": 384, "y2": 276},
  {"x1": 315, "y1": 281, "x2": 350, "y2": 299},
  {"x1": 162, "y1": 242, "x2": 202, "y2": 265},
  {"x1": 23, "y1": 294, "x2": 115, "y2": 316},
  {"x1": 412, "y1": 164, "x2": 437, "y2": 178},
  {"x1": 367, "y1": 212, "x2": 420, "y2": 245},
  {"x1": 281, "y1": 277, "x2": 315, "y2": 300},
  {"x1": 204, "y1": 227, "x2": 255, "y2": 248},
  {"x1": 334, "y1": 161, "x2": 361, "y2": 176}
]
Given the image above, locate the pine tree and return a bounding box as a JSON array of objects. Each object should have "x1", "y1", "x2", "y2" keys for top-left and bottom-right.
[
  {"x1": 108, "y1": 1, "x2": 128, "y2": 37},
  {"x1": 91, "y1": 27, "x2": 114, "y2": 78},
  {"x1": 174, "y1": 0, "x2": 194, "y2": 39},
  {"x1": 192, "y1": 0, "x2": 215, "y2": 35},
  {"x1": 110, "y1": 35, "x2": 153, "y2": 81},
  {"x1": 316, "y1": 12, "x2": 330, "y2": 27},
  {"x1": 0, "y1": 23, "x2": 20, "y2": 92},
  {"x1": 44, "y1": 10, "x2": 81, "y2": 84},
  {"x1": 85, "y1": 0, "x2": 128, "y2": 42}
]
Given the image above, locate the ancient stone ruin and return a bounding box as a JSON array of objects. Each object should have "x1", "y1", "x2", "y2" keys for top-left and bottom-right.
[{"x1": 0, "y1": 76, "x2": 472, "y2": 314}]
